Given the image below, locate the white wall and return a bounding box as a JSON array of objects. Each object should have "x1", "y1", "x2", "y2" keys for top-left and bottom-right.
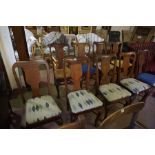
[{"x1": 0, "y1": 26, "x2": 17, "y2": 89}]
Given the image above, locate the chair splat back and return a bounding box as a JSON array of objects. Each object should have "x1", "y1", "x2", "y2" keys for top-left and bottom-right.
[
  {"x1": 12, "y1": 59, "x2": 51, "y2": 100},
  {"x1": 94, "y1": 41, "x2": 107, "y2": 55},
  {"x1": 76, "y1": 43, "x2": 90, "y2": 57},
  {"x1": 96, "y1": 54, "x2": 117, "y2": 85},
  {"x1": 110, "y1": 42, "x2": 122, "y2": 56},
  {"x1": 119, "y1": 52, "x2": 136, "y2": 80},
  {"x1": 52, "y1": 44, "x2": 65, "y2": 68},
  {"x1": 70, "y1": 63, "x2": 82, "y2": 91},
  {"x1": 64, "y1": 57, "x2": 90, "y2": 93}
]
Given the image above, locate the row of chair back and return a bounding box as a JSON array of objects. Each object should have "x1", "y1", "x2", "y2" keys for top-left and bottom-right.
[{"x1": 12, "y1": 55, "x2": 147, "y2": 128}]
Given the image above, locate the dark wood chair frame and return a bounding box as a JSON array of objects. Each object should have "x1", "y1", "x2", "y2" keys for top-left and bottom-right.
[{"x1": 12, "y1": 59, "x2": 63, "y2": 128}]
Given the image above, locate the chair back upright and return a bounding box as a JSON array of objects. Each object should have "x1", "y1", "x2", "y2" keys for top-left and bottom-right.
[
  {"x1": 96, "y1": 54, "x2": 117, "y2": 86},
  {"x1": 51, "y1": 43, "x2": 66, "y2": 69},
  {"x1": 76, "y1": 42, "x2": 90, "y2": 57},
  {"x1": 12, "y1": 59, "x2": 51, "y2": 102},
  {"x1": 64, "y1": 57, "x2": 90, "y2": 95},
  {"x1": 110, "y1": 42, "x2": 122, "y2": 56},
  {"x1": 93, "y1": 41, "x2": 107, "y2": 55},
  {"x1": 119, "y1": 52, "x2": 136, "y2": 81}
]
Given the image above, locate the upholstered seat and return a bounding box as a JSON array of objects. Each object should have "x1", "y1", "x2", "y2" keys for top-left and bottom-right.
[
  {"x1": 99, "y1": 83, "x2": 131, "y2": 102},
  {"x1": 138, "y1": 73, "x2": 155, "y2": 86},
  {"x1": 26, "y1": 95, "x2": 62, "y2": 124},
  {"x1": 120, "y1": 78, "x2": 151, "y2": 94},
  {"x1": 68, "y1": 90, "x2": 103, "y2": 114},
  {"x1": 54, "y1": 67, "x2": 71, "y2": 79}
]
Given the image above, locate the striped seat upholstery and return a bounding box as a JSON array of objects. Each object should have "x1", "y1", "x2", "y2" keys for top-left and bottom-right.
[
  {"x1": 68, "y1": 90, "x2": 103, "y2": 114},
  {"x1": 120, "y1": 78, "x2": 151, "y2": 94},
  {"x1": 99, "y1": 83, "x2": 131, "y2": 102},
  {"x1": 26, "y1": 95, "x2": 62, "y2": 124}
]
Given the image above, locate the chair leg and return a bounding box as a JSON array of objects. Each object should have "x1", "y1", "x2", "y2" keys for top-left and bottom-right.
[
  {"x1": 104, "y1": 104, "x2": 108, "y2": 118},
  {"x1": 66, "y1": 98, "x2": 70, "y2": 111},
  {"x1": 55, "y1": 83, "x2": 60, "y2": 98},
  {"x1": 95, "y1": 105, "x2": 107, "y2": 127},
  {"x1": 95, "y1": 112, "x2": 102, "y2": 127}
]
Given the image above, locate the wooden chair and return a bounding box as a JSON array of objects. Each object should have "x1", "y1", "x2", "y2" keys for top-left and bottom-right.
[
  {"x1": 64, "y1": 57, "x2": 103, "y2": 122},
  {"x1": 12, "y1": 59, "x2": 62, "y2": 128},
  {"x1": 98, "y1": 102, "x2": 144, "y2": 129},
  {"x1": 96, "y1": 54, "x2": 132, "y2": 118},
  {"x1": 74, "y1": 42, "x2": 96, "y2": 77},
  {"x1": 119, "y1": 52, "x2": 151, "y2": 102},
  {"x1": 110, "y1": 42, "x2": 122, "y2": 56},
  {"x1": 50, "y1": 43, "x2": 72, "y2": 98}
]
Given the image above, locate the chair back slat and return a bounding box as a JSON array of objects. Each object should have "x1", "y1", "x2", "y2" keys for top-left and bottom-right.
[
  {"x1": 64, "y1": 57, "x2": 90, "y2": 95},
  {"x1": 12, "y1": 59, "x2": 51, "y2": 101},
  {"x1": 94, "y1": 41, "x2": 107, "y2": 55},
  {"x1": 52, "y1": 43, "x2": 65, "y2": 68},
  {"x1": 76, "y1": 43, "x2": 90, "y2": 57},
  {"x1": 96, "y1": 54, "x2": 117, "y2": 85}
]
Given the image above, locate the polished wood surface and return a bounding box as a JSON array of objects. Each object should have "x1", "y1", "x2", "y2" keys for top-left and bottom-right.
[
  {"x1": 98, "y1": 102, "x2": 144, "y2": 129},
  {"x1": 96, "y1": 54, "x2": 117, "y2": 85},
  {"x1": 75, "y1": 42, "x2": 90, "y2": 57},
  {"x1": 11, "y1": 26, "x2": 29, "y2": 61},
  {"x1": 110, "y1": 42, "x2": 122, "y2": 56},
  {"x1": 94, "y1": 41, "x2": 107, "y2": 55},
  {"x1": 119, "y1": 52, "x2": 136, "y2": 81},
  {"x1": 12, "y1": 59, "x2": 51, "y2": 100},
  {"x1": 64, "y1": 57, "x2": 90, "y2": 94}
]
